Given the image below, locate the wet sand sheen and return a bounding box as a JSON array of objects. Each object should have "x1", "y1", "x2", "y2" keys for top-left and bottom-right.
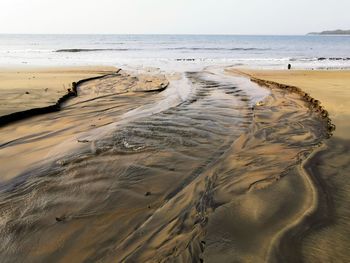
[
  {"x1": 0, "y1": 69, "x2": 169, "y2": 181},
  {"x1": 0, "y1": 67, "x2": 332, "y2": 262}
]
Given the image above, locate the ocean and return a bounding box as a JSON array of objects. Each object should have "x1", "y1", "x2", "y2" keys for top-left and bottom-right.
[{"x1": 0, "y1": 34, "x2": 350, "y2": 69}]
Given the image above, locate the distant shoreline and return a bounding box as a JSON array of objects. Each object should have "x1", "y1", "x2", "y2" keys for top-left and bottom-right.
[{"x1": 308, "y1": 29, "x2": 350, "y2": 35}]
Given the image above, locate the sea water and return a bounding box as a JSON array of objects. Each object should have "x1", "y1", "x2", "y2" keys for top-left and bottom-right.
[{"x1": 0, "y1": 34, "x2": 350, "y2": 69}]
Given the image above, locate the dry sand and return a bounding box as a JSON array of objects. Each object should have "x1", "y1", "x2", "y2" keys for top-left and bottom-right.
[{"x1": 0, "y1": 66, "x2": 117, "y2": 116}]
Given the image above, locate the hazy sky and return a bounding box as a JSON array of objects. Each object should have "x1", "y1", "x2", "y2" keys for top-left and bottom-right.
[{"x1": 0, "y1": 0, "x2": 349, "y2": 34}]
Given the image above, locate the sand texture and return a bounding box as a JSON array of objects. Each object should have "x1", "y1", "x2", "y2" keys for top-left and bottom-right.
[
  {"x1": 230, "y1": 68, "x2": 350, "y2": 262},
  {"x1": 0, "y1": 66, "x2": 117, "y2": 117},
  {"x1": 232, "y1": 69, "x2": 350, "y2": 139},
  {"x1": 0, "y1": 66, "x2": 345, "y2": 262},
  {"x1": 0, "y1": 68, "x2": 169, "y2": 181}
]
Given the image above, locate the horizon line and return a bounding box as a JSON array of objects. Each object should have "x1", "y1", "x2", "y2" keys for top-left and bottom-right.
[{"x1": 1, "y1": 32, "x2": 348, "y2": 36}]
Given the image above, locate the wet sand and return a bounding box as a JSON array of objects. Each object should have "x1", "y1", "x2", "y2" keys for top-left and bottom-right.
[
  {"x1": 0, "y1": 68, "x2": 169, "y2": 181},
  {"x1": 0, "y1": 66, "x2": 343, "y2": 262},
  {"x1": 230, "y1": 69, "x2": 350, "y2": 262},
  {"x1": 233, "y1": 69, "x2": 350, "y2": 138}
]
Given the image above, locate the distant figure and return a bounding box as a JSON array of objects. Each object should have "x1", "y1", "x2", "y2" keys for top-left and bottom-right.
[{"x1": 288, "y1": 64, "x2": 292, "y2": 70}]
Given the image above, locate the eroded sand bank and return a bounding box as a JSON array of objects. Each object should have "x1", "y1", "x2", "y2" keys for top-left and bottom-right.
[
  {"x1": 0, "y1": 66, "x2": 118, "y2": 117},
  {"x1": 0, "y1": 68, "x2": 169, "y2": 181},
  {"x1": 0, "y1": 67, "x2": 338, "y2": 262},
  {"x1": 230, "y1": 69, "x2": 350, "y2": 262},
  {"x1": 233, "y1": 69, "x2": 350, "y2": 139}
]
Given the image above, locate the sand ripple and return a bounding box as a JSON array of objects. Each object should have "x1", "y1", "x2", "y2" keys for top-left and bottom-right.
[{"x1": 0, "y1": 69, "x2": 330, "y2": 262}]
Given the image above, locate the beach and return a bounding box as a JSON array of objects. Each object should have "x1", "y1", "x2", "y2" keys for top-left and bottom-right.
[
  {"x1": 1, "y1": 0, "x2": 350, "y2": 256},
  {"x1": 233, "y1": 69, "x2": 350, "y2": 138},
  {"x1": 0, "y1": 30, "x2": 349, "y2": 263},
  {"x1": 0, "y1": 63, "x2": 347, "y2": 262},
  {"x1": 0, "y1": 67, "x2": 116, "y2": 116},
  {"x1": 0, "y1": 66, "x2": 170, "y2": 181},
  {"x1": 228, "y1": 69, "x2": 350, "y2": 262}
]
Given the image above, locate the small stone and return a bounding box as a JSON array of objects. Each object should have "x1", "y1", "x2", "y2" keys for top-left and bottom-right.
[
  {"x1": 77, "y1": 139, "x2": 90, "y2": 143},
  {"x1": 145, "y1": 192, "x2": 151, "y2": 196},
  {"x1": 55, "y1": 216, "x2": 65, "y2": 222}
]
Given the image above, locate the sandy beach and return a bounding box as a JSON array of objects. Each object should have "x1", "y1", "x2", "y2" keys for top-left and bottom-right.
[
  {"x1": 229, "y1": 68, "x2": 350, "y2": 262},
  {"x1": 0, "y1": 67, "x2": 169, "y2": 180},
  {"x1": 1, "y1": 0, "x2": 350, "y2": 259},
  {"x1": 0, "y1": 67, "x2": 117, "y2": 116},
  {"x1": 0, "y1": 65, "x2": 348, "y2": 262},
  {"x1": 233, "y1": 69, "x2": 350, "y2": 139}
]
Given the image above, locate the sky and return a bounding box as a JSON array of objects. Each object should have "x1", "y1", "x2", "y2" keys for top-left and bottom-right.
[{"x1": 0, "y1": 0, "x2": 349, "y2": 35}]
